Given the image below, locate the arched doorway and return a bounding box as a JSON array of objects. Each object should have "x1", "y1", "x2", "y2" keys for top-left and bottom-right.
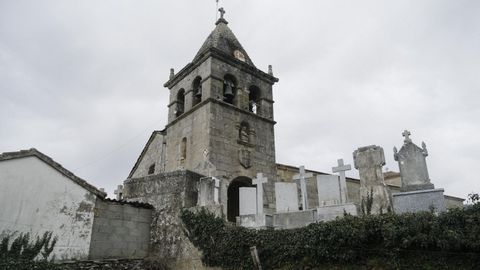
[{"x1": 227, "y1": 176, "x2": 252, "y2": 222}]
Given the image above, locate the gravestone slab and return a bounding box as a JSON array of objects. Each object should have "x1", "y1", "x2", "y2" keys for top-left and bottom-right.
[
  {"x1": 392, "y1": 188, "x2": 446, "y2": 214},
  {"x1": 252, "y1": 173, "x2": 268, "y2": 214},
  {"x1": 353, "y1": 145, "x2": 392, "y2": 214},
  {"x1": 293, "y1": 166, "x2": 314, "y2": 210},
  {"x1": 239, "y1": 187, "x2": 257, "y2": 216},
  {"x1": 332, "y1": 159, "x2": 351, "y2": 203},
  {"x1": 394, "y1": 130, "x2": 434, "y2": 191},
  {"x1": 317, "y1": 175, "x2": 341, "y2": 206},
  {"x1": 275, "y1": 182, "x2": 299, "y2": 212},
  {"x1": 197, "y1": 177, "x2": 214, "y2": 206}
]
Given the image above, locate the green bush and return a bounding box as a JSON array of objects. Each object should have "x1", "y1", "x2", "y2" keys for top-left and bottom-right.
[
  {"x1": 181, "y1": 205, "x2": 480, "y2": 269},
  {"x1": 0, "y1": 231, "x2": 59, "y2": 270}
]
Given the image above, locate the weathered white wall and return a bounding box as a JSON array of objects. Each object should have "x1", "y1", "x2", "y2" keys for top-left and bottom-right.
[{"x1": 0, "y1": 156, "x2": 96, "y2": 260}]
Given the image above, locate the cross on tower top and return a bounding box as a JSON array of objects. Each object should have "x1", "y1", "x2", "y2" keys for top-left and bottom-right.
[
  {"x1": 402, "y1": 130, "x2": 412, "y2": 143},
  {"x1": 219, "y1": 7, "x2": 225, "y2": 19}
]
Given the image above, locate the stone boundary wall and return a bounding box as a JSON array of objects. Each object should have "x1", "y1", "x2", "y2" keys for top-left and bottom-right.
[
  {"x1": 88, "y1": 200, "x2": 152, "y2": 259},
  {"x1": 123, "y1": 170, "x2": 204, "y2": 259}
]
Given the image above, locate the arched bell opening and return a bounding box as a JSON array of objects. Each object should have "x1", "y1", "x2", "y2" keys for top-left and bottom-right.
[
  {"x1": 227, "y1": 176, "x2": 252, "y2": 222},
  {"x1": 192, "y1": 76, "x2": 202, "y2": 107},
  {"x1": 223, "y1": 74, "x2": 237, "y2": 105}
]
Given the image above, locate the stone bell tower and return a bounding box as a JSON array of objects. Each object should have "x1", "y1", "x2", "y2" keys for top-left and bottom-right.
[{"x1": 161, "y1": 9, "x2": 279, "y2": 220}]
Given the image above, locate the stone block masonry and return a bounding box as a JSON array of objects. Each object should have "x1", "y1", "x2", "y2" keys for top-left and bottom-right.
[
  {"x1": 88, "y1": 199, "x2": 152, "y2": 259},
  {"x1": 123, "y1": 170, "x2": 204, "y2": 260}
]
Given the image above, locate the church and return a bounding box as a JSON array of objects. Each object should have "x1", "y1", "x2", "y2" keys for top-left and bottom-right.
[
  {"x1": 122, "y1": 8, "x2": 463, "y2": 263},
  {"x1": 125, "y1": 9, "x2": 279, "y2": 223},
  {"x1": 0, "y1": 7, "x2": 464, "y2": 268}
]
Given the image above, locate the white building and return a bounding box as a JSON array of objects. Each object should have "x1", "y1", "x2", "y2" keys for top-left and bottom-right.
[{"x1": 0, "y1": 148, "x2": 107, "y2": 260}]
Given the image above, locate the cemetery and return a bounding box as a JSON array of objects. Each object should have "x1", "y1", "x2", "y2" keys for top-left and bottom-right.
[{"x1": 0, "y1": 5, "x2": 475, "y2": 270}]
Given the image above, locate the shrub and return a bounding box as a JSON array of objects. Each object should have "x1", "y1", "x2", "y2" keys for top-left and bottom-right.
[
  {"x1": 181, "y1": 206, "x2": 480, "y2": 269},
  {"x1": 0, "y1": 231, "x2": 59, "y2": 270}
]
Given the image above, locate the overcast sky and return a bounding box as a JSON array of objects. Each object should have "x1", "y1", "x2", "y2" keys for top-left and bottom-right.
[{"x1": 1, "y1": 1, "x2": 479, "y2": 199}]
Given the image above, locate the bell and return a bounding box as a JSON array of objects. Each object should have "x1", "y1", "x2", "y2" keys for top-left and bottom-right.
[
  {"x1": 224, "y1": 85, "x2": 234, "y2": 98},
  {"x1": 195, "y1": 86, "x2": 202, "y2": 98}
]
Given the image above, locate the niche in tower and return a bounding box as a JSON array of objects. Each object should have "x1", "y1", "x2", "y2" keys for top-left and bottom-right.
[
  {"x1": 237, "y1": 121, "x2": 255, "y2": 146},
  {"x1": 248, "y1": 85, "x2": 261, "y2": 115},
  {"x1": 223, "y1": 74, "x2": 237, "y2": 105},
  {"x1": 192, "y1": 76, "x2": 202, "y2": 107}
]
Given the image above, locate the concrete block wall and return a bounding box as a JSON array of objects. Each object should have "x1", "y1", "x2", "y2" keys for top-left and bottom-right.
[{"x1": 89, "y1": 200, "x2": 152, "y2": 259}]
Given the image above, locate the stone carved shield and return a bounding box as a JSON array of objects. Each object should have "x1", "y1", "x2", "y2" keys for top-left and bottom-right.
[{"x1": 238, "y1": 149, "x2": 252, "y2": 169}]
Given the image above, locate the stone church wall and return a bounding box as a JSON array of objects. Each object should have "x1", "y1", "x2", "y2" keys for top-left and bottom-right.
[
  {"x1": 88, "y1": 200, "x2": 152, "y2": 259},
  {"x1": 131, "y1": 132, "x2": 165, "y2": 178},
  {"x1": 164, "y1": 105, "x2": 210, "y2": 174},
  {"x1": 123, "y1": 170, "x2": 203, "y2": 260},
  {"x1": 209, "y1": 100, "x2": 277, "y2": 209}
]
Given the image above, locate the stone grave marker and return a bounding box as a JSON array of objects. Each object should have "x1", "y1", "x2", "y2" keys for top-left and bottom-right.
[
  {"x1": 293, "y1": 166, "x2": 313, "y2": 210},
  {"x1": 253, "y1": 173, "x2": 268, "y2": 214},
  {"x1": 332, "y1": 158, "x2": 351, "y2": 203},
  {"x1": 114, "y1": 185, "x2": 124, "y2": 200},
  {"x1": 275, "y1": 182, "x2": 299, "y2": 212},
  {"x1": 392, "y1": 131, "x2": 446, "y2": 214},
  {"x1": 394, "y1": 130, "x2": 434, "y2": 191},
  {"x1": 316, "y1": 175, "x2": 341, "y2": 206},
  {"x1": 197, "y1": 177, "x2": 215, "y2": 206},
  {"x1": 239, "y1": 187, "x2": 257, "y2": 215},
  {"x1": 353, "y1": 145, "x2": 392, "y2": 214}
]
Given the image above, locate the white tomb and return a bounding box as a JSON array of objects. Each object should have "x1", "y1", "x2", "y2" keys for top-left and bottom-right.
[
  {"x1": 275, "y1": 182, "x2": 299, "y2": 213},
  {"x1": 239, "y1": 187, "x2": 257, "y2": 215},
  {"x1": 317, "y1": 175, "x2": 342, "y2": 206},
  {"x1": 293, "y1": 166, "x2": 313, "y2": 210},
  {"x1": 315, "y1": 159, "x2": 357, "y2": 222},
  {"x1": 237, "y1": 173, "x2": 273, "y2": 229}
]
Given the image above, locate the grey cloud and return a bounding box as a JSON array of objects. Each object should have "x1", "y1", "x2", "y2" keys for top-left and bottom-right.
[{"x1": 1, "y1": 1, "x2": 478, "y2": 198}]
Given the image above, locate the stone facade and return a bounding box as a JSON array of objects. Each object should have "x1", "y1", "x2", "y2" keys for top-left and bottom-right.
[
  {"x1": 123, "y1": 170, "x2": 203, "y2": 259},
  {"x1": 129, "y1": 16, "x2": 279, "y2": 223}
]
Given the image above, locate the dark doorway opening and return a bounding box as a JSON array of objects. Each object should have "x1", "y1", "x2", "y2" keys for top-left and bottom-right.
[{"x1": 227, "y1": 176, "x2": 252, "y2": 222}]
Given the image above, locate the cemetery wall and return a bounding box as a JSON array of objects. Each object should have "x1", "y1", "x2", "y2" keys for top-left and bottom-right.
[
  {"x1": 88, "y1": 199, "x2": 152, "y2": 259},
  {"x1": 123, "y1": 170, "x2": 204, "y2": 261}
]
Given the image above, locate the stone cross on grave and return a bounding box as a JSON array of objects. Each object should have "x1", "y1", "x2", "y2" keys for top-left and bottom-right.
[
  {"x1": 114, "y1": 185, "x2": 124, "y2": 200},
  {"x1": 332, "y1": 159, "x2": 352, "y2": 203},
  {"x1": 252, "y1": 173, "x2": 268, "y2": 214},
  {"x1": 293, "y1": 166, "x2": 313, "y2": 210},
  {"x1": 402, "y1": 130, "x2": 412, "y2": 143}
]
